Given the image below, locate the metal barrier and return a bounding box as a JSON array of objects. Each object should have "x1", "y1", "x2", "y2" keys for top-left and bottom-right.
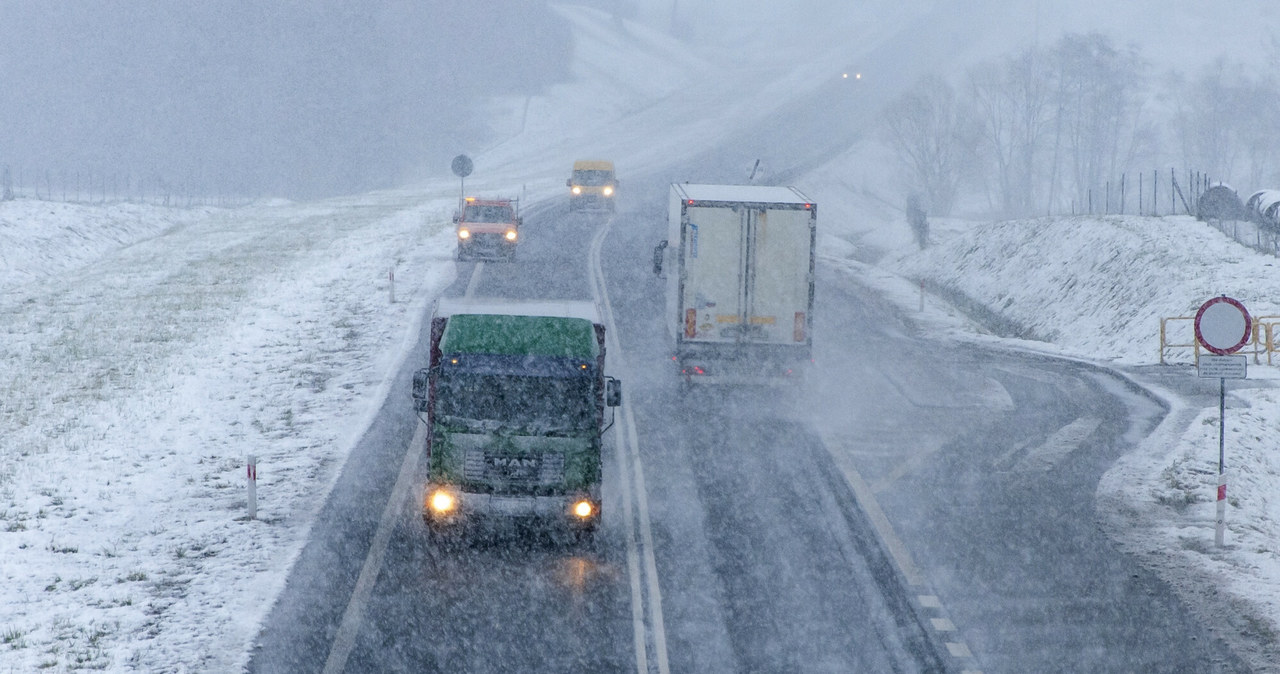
[{"x1": 1160, "y1": 315, "x2": 1280, "y2": 365}]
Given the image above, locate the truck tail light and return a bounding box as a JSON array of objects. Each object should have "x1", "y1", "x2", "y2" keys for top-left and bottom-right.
[
  {"x1": 794, "y1": 312, "x2": 805, "y2": 342},
  {"x1": 685, "y1": 309, "x2": 697, "y2": 337}
]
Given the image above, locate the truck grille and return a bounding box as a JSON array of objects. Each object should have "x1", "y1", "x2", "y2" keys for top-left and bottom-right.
[{"x1": 464, "y1": 450, "x2": 564, "y2": 489}]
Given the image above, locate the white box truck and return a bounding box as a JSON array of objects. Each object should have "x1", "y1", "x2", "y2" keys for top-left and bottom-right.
[{"x1": 653, "y1": 183, "x2": 816, "y2": 385}]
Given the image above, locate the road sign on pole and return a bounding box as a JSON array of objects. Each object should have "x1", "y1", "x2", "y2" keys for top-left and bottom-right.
[
  {"x1": 451, "y1": 154, "x2": 473, "y2": 202},
  {"x1": 1194, "y1": 295, "x2": 1251, "y2": 355},
  {"x1": 1193, "y1": 296, "x2": 1251, "y2": 548}
]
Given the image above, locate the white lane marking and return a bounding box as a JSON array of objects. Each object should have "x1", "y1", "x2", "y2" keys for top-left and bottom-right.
[
  {"x1": 823, "y1": 432, "x2": 983, "y2": 670},
  {"x1": 614, "y1": 417, "x2": 651, "y2": 674},
  {"x1": 623, "y1": 395, "x2": 670, "y2": 673},
  {"x1": 322, "y1": 421, "x2": 424, "y2": 674},
  {"x1": 819, "y1": 431, "x2": 924, "y2": 587},
  {"x1": 463, "y1": 260, "x2": 484, "y2": 299},
  {"x1": 1009, "y1": 416, "x2": 1100, "y2": 473},
  {"x1": 588, "y1": 219, "x2": 670, "y2": 674}
]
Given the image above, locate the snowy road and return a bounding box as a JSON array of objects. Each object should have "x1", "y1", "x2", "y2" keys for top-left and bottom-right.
[{"x1": 247, "y1": 178, "x2": 1248, "y2": 672}]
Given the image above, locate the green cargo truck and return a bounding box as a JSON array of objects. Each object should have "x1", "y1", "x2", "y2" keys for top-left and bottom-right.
[{"x1": 411, "y1": 299, "x2": 621, "y2": 540}]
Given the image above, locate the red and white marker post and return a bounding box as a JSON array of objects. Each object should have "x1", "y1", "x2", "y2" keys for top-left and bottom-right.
[
  {"x1": 247, "y1": 454, "x2": 258, "y2": 520},
  {"x1": 1194, "y1": 296, "x2": 1251, "y2": 547}
]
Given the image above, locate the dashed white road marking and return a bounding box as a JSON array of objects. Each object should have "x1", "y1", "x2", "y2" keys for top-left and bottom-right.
[
  {"x1": 821, "y1": 432, "x2": 984, "y2": 672},
  {"x1": 463, "y1": 260, "x2": 484, "y2": 298}
]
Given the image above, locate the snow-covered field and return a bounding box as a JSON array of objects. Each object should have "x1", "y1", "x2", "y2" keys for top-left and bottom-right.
[{"x1": 3, "y1": 4, "x2": 1280, "y2": 672}]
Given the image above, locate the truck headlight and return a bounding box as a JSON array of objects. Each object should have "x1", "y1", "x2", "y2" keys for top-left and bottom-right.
[
  {"x1": 504, "y1": 229, "x2": 518, "y2": 242},
  {"x1": 457, "y1": 228, "x2": 470, "y2": 240},
  {"x1": 602, "y1": 186, "x2": 614, "y2": 196},
  {"x1": 572, "y1": 500, "x2": 594, "y2": 519},
  {"x1": 571, "y1": 186, "x2": 582, "y2": 195},
  {"x1": 429, "y1": 489, "x2": 457, "y2": 513}
]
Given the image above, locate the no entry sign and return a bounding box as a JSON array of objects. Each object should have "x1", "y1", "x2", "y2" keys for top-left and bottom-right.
[{"x1": 1195, "y1": 296, "x2": 1251, "y2": 355}]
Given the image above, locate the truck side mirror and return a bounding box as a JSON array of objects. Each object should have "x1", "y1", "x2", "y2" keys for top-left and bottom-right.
[
  {"x1": 566, "y1": 178, "x2": 573, "y2": 187},
  {"x1": 452, "y1": 213, "x2": 460, "y2": 224},
  {"x1": 606, "y1": 377, "x2": 622, "y2": 407},
  {"x1": 412, "y1": 368, "x2": 431, "y2": 413},
  {"x1": 652, "y1": 240, "x2": 668, "y2": 275}
]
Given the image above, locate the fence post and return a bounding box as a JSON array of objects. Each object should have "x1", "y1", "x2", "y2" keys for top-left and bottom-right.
[
  {"x1": 1153, "y1": 169, "x2": 1158, "y2": 216},
  {"x1": 1159, "y1": 317, "x2": 1165, "y2": 364}
]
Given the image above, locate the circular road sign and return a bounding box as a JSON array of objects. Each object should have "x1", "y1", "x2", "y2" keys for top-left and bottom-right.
[
  {"x1": 451, "y1": 154, "x2": 473, "y2": 178},
  {"x1": 1195, "y1": 296, "x2": 1252, "y2": 355}
]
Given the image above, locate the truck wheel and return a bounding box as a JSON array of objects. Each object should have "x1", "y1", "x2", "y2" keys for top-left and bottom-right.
[
  {"x1": 423, "y1": 516, "x2": 464, "y2": 550},
  {"x1": 573, "y1": 527, "x2": 597, "y2": 550}
]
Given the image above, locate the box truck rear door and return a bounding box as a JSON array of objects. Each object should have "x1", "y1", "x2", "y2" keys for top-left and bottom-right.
[{"x1": 682, "y1": 204, "x2": 745, "y2": 342}]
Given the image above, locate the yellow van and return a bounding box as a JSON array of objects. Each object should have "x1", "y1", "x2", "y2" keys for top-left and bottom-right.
[{"x1": 567, "y1": 160, "x2": 617, "y2": 211}]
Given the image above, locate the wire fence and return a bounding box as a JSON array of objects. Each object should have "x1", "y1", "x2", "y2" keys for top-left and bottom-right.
[
  {"x1": 1, "y1": 164, "x2": 255, "y2": 208},
  {"x1": 1064, "y1": 167, "x2": 1215, "y2": 218}
]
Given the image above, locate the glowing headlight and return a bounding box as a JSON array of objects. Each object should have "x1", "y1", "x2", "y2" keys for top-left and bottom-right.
[
  {"x1": 429, "y1": 489, "x2": 456, "y2": 513},
  {"x1": 571, "y1": 186, "x2": 582, "y2": 195},
  {"x1": 573, "y1": 500, "x2": 594, "y2": 518},
  {"x1": 504, "y1": 229, "x2": 518, "y2": 242},
  {"x1": 602, "y1": 186, "x2": 614, "y2": 196},
  {"x1": 457, "y1": 229, "x2": 470, "y2": 240}
]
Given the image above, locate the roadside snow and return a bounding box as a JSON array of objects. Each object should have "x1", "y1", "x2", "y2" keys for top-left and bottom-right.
[
  {"x1": 818, "y1": 211, "x2": 1280, "y2": 670},
  {"x1": 4, "y1": 3, "x2": 1280, "y2": 673},
  {"x1": 0, "y1": 192, "x2": 460, "y2": 671}
]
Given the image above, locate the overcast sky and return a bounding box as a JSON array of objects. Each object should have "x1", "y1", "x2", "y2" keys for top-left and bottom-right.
[{"x1": 0, "y1": 1, "x2": 573, "y2": 198}]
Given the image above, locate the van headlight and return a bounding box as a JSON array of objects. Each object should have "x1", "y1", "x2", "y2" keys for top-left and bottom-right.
[
  {"x1": 571, "y1": 186, "x2": 582, "y2": 195},
  {"x1": 603, "y1": 186, "x2": 614, "y2": 196}
]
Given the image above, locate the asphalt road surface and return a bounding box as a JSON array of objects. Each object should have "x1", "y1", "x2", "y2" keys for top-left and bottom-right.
[{"x1": 248, "y1": 179, "x2": 1248, "y2": 673}]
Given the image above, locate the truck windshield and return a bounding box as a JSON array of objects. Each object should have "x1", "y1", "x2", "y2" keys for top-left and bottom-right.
[
  {"x1": 463, "y1": 204, "x2": 514, "y2": 222},
  {"x1": 572, "y1": 170, "x2": 613, "y2": 186},
  {"x1": 436, "y1": 372, "x2": 594, "y2": 433}
]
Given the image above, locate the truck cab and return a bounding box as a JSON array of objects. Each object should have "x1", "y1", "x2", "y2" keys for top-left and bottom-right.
[
  {"x1": 566, "y1": 160, "x2": 618, "y2": 212},
  {"x1": 454, "y1": 197, "x2": 520, "y2": 261},
  {"x1": 412, "y1": 299, "x2": 622, "y2": 542}
]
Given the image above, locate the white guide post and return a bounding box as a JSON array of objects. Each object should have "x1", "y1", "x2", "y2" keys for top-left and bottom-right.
[{"x1": 247, "y1": 454, "x2": 258, "y2": 520}]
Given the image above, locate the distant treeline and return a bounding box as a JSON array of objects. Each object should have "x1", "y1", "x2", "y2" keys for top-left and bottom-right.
[{"x1": 881, "y1": 32, "x2": 1280, "y2": 219}]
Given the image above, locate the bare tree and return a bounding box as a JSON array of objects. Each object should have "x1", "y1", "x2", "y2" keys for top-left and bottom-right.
[
  {"x1": 967, "y1": 47, "x2": 1054, "y2": 217},
  {"x1": 880, "y1": 74, "x2": 974, "y2": 216},
  {"x1": 1047, "y1": 33, "x2": 1151, "y2": 213},
  {"x1": 1171, "y1": 59, "x2": 1248, "y2": 183}
]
